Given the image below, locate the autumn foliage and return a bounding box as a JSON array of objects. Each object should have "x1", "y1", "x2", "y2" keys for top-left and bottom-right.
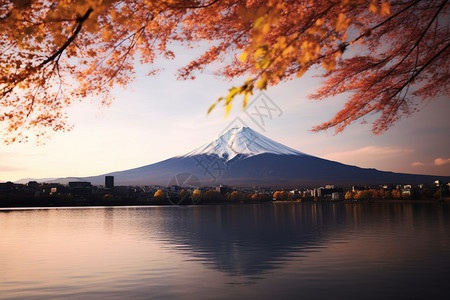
[
  {"x1": 273, "y1": 190, "x2": 293, "y2": 201},
  {"x1": 1, "y1": 0, "x2": 448, "y2": 142},
  {"x1": 153, "y1": 189, "x2": 165, "y2": 200}
]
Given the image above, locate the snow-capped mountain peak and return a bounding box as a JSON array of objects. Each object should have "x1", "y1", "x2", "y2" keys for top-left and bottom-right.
[{"x1": 184, "y1": 126, "x2": 306, "y2": 161}]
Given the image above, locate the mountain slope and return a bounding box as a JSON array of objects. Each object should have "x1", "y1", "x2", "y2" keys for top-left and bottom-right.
[
  {"x1": 17, "y1": 127, "x2": 449, "y2": 187},
  {"x1": 78, "y1": 153, "x2": 446, "y2": 187}
]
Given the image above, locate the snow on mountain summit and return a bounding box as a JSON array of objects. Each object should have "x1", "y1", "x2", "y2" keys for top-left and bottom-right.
[{"x1": 184, "y1": 126, "x2": 306, "y2": 161}]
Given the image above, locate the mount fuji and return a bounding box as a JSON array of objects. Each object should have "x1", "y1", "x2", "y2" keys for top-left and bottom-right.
[
  {"x1": 184, "y1": 126, "x2": 305, "y2": 161},
  {"x1": 20, "y1": 127, "x2": 448, "y2": 187}
]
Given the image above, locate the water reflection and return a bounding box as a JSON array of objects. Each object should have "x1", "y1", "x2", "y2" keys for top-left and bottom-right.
[
  {"x1": 136, "y1": 203, "x2": 450, "y2": 278},
  {"x1": 1, "y1": 203, "x2": 449, "y2": 299},
  {"x1": 137, "y1": 203, "x2": 347, "y2": 276}
]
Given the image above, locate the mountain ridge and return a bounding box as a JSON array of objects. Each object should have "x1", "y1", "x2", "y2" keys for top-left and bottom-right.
[
  {"x1": 15, "y1": 127, "x2": 449, "y2": 187},
  {"x1": 182, "y1": 126, "x2": 306, "y2": 161}
]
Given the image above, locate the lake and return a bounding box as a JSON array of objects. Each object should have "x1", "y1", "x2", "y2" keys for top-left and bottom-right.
[{"x1": 1, "y1": 202, "x2": 449, "y2": 299}]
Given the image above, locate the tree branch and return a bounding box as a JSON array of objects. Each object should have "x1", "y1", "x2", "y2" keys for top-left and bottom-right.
[
  {"x1": 38, "y1": 8, "x2": 93, "y2": 68},
  {"x1": 1, "y1": 8, "x2": 93, "y2": 99}
]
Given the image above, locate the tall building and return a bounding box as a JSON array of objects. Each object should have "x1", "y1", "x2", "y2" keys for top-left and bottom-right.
[{"x1": 105, "y1": 176, "x2": 114, "y2": 189}]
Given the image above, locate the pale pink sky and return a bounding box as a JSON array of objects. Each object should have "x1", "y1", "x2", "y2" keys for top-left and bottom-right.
[{"x1": 0, "y1": 47, "x2": 449, "y2": 182}]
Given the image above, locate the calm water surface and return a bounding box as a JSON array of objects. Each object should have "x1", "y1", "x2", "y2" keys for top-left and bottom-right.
[{"x1": 1, "y1": 202, "x2": 449, "y2": 299}]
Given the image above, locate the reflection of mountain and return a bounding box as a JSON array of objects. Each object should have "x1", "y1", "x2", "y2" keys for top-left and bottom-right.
[
  {"x1": 141, "y1": 203, "x2": 348, "y2": 276},
  {"x1": 137, "y1": 203, "x2": 450, "y2": 278},
  {"x1": 19, "y1": 126, "x2": 448, "y2": 186}
]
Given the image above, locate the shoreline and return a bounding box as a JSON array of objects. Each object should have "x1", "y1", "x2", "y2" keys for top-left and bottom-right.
[{"x1": 1, "y1": 198, "x2": 448, "y2": 210}]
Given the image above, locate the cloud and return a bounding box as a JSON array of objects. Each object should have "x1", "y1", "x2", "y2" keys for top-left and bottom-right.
[
  {"x1": 411, "y1": 158, "x2": 450, "y2": 168},
  {"x1": 325, "y1": 146, "x2": 414, "y2": 162},
  {"x1": 434, "y1": 158, "x2": 450, "y2": 166}
]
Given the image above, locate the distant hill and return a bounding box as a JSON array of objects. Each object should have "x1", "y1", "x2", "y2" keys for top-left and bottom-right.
[{"x1": 14, "y1": 177, "x2": 57, "y2": 184}]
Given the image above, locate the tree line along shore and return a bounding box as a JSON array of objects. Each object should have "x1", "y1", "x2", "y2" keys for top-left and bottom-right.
[{"x1": 0, "y1": 180, "x2": 448, "y2": 208}]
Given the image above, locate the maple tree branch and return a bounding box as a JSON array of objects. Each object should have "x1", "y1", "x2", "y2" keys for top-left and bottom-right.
[
  {"x1": 251, "y1": 3, "x2": 337, "y2": 82},
  {"x1": 311, "y1": 0, "x2": 424, "y2": 65},
  {"x1": 25, "y1": 85, "x2": 41, "y2": 119},
  {"x1": 1, "y1": 8, "x2": 93, "y2": 99},
  {"x1": 352, "y1": 0, "x2": 422, "y2": 44},
  {"x1": 322, "y1": 0, "x2": 422, "y2": 59},
  {"x1": 385, "y1": 0, "x2": 446, "y2": 78},
  {"x1": 383, "y1": 41, "x2": 450, "y2": 107},
  {"x1": 102, "y1": 29, "x2": 145, "y2": 88},
  {"x1": 166, "y1": 0, "x2": 221, "y2": 9},
  {"x1": 295, "y1": 1, "x2": 423, "y2": 75},
  {"x1": 38, "y1": 8, "x2": 93, "y2": 68},
  {"x1": 317, "y1": 39, "x2": 450, "y2": 133},
  {"x1": 357, "y1": 0, "x2": 447, "y2": 99}
]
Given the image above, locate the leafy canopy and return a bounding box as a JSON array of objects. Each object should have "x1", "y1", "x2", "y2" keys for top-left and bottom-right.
[{"x1": 1, "y1": 0, "x2": 448, "y2": 143}]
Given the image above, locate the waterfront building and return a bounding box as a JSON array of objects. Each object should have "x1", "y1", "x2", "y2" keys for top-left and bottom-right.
[{"x1": 105, "y1": 176, "x2": 114, "y2": 189}]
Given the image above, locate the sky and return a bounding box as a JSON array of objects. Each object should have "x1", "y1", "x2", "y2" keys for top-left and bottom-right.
[{"x1": 1, "y1": 45, "x2": 449, "y2": 182}]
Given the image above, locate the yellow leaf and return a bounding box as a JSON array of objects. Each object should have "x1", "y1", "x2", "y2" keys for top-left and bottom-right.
[
  {"x1": 261, "y1": 22, "x2": 271, "y2": 35},
  {"x1": 282, "y1": 45, "x2": 295, "y2": 55},
  {"x1": 225, "y1": 103, "x2": 232, "y2": 118},
  {"x1": 254, "y1": 47, "x2": 265, "y2": 59},
  {"x1": 239, "y1": 51, "x2": 248, "y2": 62},
  {"x1": 207, "y1": 97, "x2": 222, "y2": 114},
  {"x1": 322, "y1": 59, "x2": 336, "y2": 71},
  {"x1": 243, "y1": 92, "x2": 249, "y2": 109},
  {"x1": 253, "y1": 16, "x2": 266, "y2": 29},
  {"x1": 207, "y1": 103, "x2": 216, "y2": 114},
  {"x1": 275, "y1": 36, "x2": 286, "y2": 49},
  {"x1": 257, "y1": 58, "x2": 270, "y2": 69},
  {"x1": 256, "y1": 77, "x2": 268, "y2": 90}
]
